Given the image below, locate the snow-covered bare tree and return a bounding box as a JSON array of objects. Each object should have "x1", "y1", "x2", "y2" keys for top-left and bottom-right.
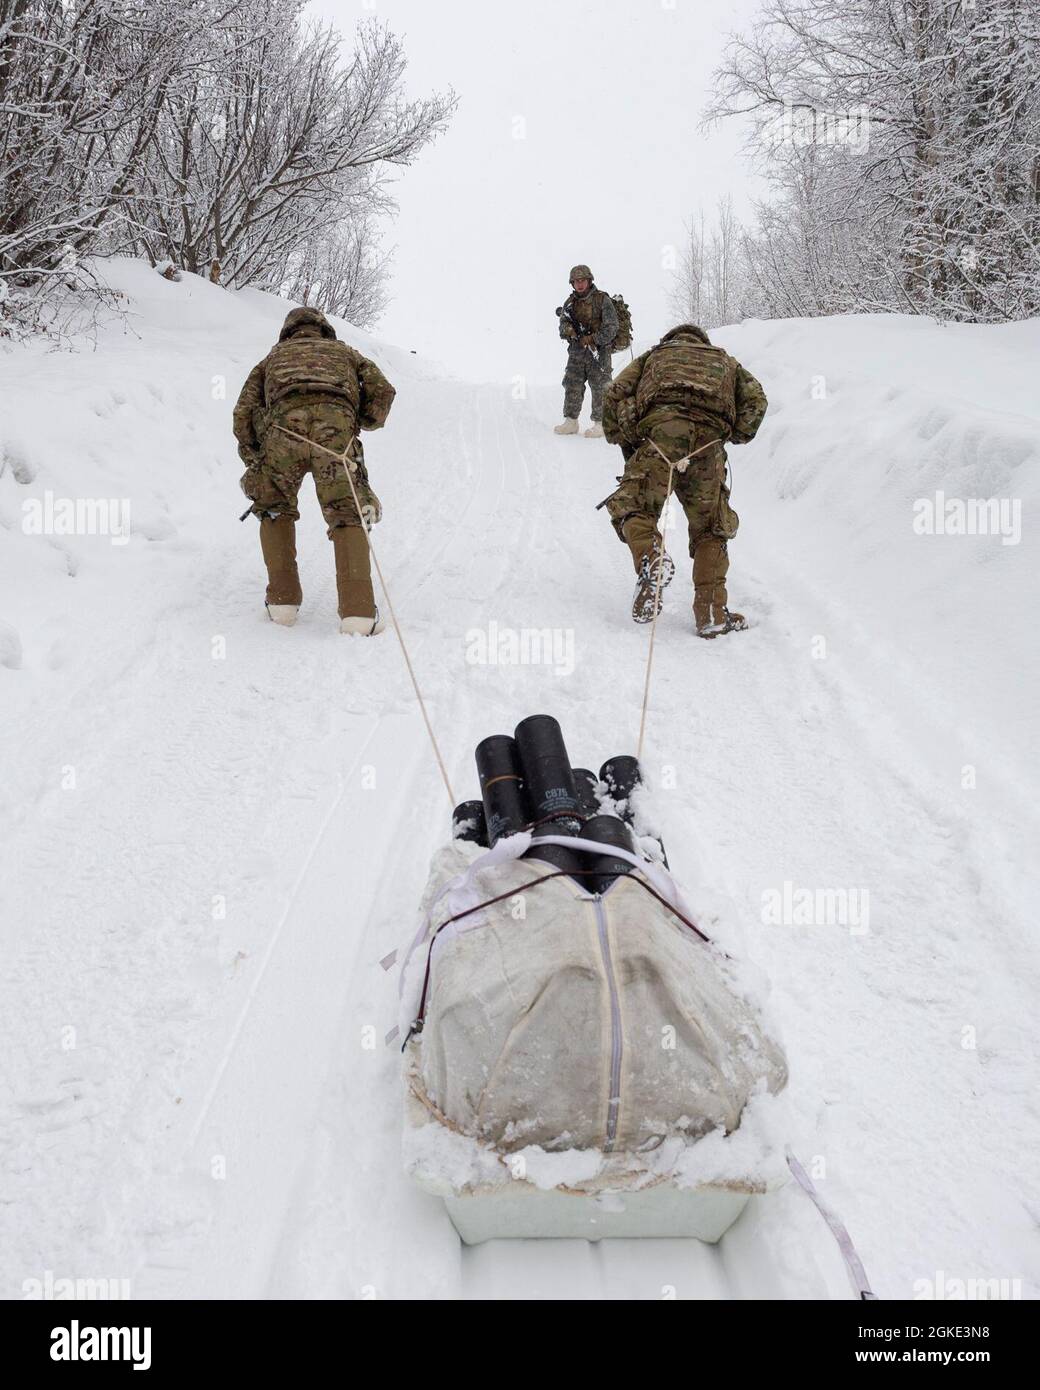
[
  {"x1": 0, "y1": 2, "x2": 453, "y2": 335},
  {"x1": 0, "y1": 0, "x2": 230, "y2": 325},
  {"x1": 671, "y1": 198, "x2": 749, "y2": 329},
  {"x1": 670, "y1": 213, "x2": 706, "y2": 325},
  {"x1": 129, "y1": 8, "x2": 454, "y2": 298},
  {"x1": 706, "y1": 0, "x2": 1040, "y2": 322},
  {"x1": 279, "y1": 217, "x2": 392, "y2": 327}
]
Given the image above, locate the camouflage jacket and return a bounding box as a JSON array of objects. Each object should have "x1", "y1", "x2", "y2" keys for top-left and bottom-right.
[
  {"x1": 233, "y1": 307, "x2": 396, "y2": 464},
  {"x1": 603, "y1": 325, "x2": 767, "y2": 447},
  {"x1": 558, "y1": 285, "x2": 619, "y2": 353}
]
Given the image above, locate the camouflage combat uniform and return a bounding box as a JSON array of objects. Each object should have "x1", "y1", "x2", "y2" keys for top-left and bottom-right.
[
  {"x1": 602, "y1": 324, "x2": 767, "y2": 633},
  {"x1": 233, "y1": 306, "x2": 393, "y2": 531},
  {"x1": 559, "y1": 278, "x2": 618, "y2": 422},
  {"x1": 232, "y1": 307, "x2": 396, "y2": 622}
]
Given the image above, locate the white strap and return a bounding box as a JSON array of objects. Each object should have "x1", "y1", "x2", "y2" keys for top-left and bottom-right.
[{"x1": 787, "y1": 1149, "x2": 877, "y2": 1300}]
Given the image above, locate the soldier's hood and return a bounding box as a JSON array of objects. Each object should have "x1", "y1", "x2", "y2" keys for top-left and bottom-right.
[
  {"x1": 659, "y1": 324, "x2": 712, "y2": 347},
  {"x1": 279, "y1": 306, "x2": 336, "y2": 341}
]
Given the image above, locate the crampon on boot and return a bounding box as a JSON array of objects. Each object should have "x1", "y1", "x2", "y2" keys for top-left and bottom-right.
[
  {"x1": 632, "y1": 543, "x2": 675, "y2": 624},
  {"x1": 697, "y1": 607, "x2": 748, "y2": 640}
]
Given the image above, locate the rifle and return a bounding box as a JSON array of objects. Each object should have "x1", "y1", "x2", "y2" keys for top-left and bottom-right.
[
  {"x1": 595, "y1": 456, "x2": 633, "y2": 511},
  {"x1": 556, "y1": 304, "x2": 596, "y2": 354}
]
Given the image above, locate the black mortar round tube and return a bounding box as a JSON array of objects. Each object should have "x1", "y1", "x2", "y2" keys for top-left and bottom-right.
[
  {"x1": 599, "y1": 755, "x2": 642, "y2": 821},
  {"x1": 452, "y1": 800, "x2": 489, "y2": 847},
  {"x1": 514, "y1": 714, "x2": 582, "y2": 832},
  {"x1": 598, "y1": 754, "x2": 668, "y2": 865},
  {"x1": 572, "y1": 768, "x2": 600, "y2": 818},
  {"x1": 581, "y1": 813, "x2": 637, "y2": 894},
  {"x1": 475, "y1": 735, "x2": 528, "y2": 846},
  {"x1": 523, "y1": 822, "x2": 586, "y2": 881}
]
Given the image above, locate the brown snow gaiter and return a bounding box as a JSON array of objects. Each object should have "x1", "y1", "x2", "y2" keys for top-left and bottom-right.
[
  {"x1": 331, "y1": 525, "x2": 376, "y2": 620},
  {"x1": 693, "y1": 535, "x2": 728, "y2": 627},
  {"x1": 259, "y1": 515, "x2": 303, "y2": 606},
  {"x1": 622, "y1": 515, "x2": 661, "y2": 574}
]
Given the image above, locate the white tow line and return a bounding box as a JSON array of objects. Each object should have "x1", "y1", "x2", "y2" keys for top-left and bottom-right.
[{"x1": 787, "y1": 1148, "x2": 878, "y2": 1299}]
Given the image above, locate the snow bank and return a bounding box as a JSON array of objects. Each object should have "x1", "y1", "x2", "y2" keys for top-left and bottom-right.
[{"x1": 720, "y1": 312, "x2": 1039, "y2": 788}]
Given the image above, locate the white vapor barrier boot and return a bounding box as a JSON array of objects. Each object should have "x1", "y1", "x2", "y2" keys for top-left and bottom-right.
[
  {"x1": 266, "y1": 603, "x2": 299, "y2": 627},
  {"x1": 340, "y1": 610, "x2": 386, "y2": 635}
]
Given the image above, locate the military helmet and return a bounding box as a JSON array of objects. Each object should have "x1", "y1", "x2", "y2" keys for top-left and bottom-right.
[
  {"x1": 279, "y1": 305, "x2": 336, "y2": 341},
  {"x1": 660, "y1": 323, "x2": 711, "y2": 346},
  {"x1": 569, "y1": 264, "x2": 594, "y2": 285}
]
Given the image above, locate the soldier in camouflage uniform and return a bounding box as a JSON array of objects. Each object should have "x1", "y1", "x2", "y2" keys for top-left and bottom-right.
[
  {"x1": 233, "y1": 306, "x2": 396, "y2": 634},
  {"x1": 602, "y1": 324, "x2": 767, "y2": 637},
  {"x1": 554, "y1": 264, "x2": 618, "y2": 438}
]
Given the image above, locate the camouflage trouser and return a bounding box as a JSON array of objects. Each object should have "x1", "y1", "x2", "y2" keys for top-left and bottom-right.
[
  {"x1": 604, "y1": 417, "x2": 734, "y2": 594},
  {"x1": 240, "y1": 393, "x2": 381, "y2": 534},
  {"x1": 563, "y1": 347, "x2": 613, "y2": 421}
]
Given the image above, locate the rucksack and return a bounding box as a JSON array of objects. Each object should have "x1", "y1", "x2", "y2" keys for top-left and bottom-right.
[
  {"x1": 635, "y1": 339, "x2": 738, "y2": 429},
  {"x1": 610, "y1": 294, "x2": 633, "y2": 352}
]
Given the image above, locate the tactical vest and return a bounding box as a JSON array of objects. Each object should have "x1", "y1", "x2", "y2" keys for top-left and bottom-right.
[
  {"x1": 635, "y1": 340, "x2": 738, "y2": 428},
  {"x1": 263, "y1": 337, "x2": 362, "y2": 416},
  {"x1": 566, "y1": 288, "x2": 608, "y2": 336}
]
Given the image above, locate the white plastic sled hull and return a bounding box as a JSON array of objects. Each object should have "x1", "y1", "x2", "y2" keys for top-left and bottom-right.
[
  {"x1": 403, "y1": 1065, "x2": 774, "y2": 1247},
  {"x1": 443, "y1": 1183, "x2": 751, "y2": 1246}
]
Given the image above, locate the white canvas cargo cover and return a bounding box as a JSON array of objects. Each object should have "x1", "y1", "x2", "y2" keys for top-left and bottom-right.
[{"x1": 400, "y1": 834, "x2": 788, "y2": 1158}]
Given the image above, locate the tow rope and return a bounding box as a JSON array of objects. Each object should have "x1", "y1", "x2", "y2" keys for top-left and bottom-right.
[
  {"x1": 268, "y1": 423, "x2": 457, "y2": 807},
  {"x1": 636, "y1": 435, "x2": 721, "y2": 759}
]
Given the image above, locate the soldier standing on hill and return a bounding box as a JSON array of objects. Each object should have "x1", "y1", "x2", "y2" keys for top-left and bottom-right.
[{"x1": 554, "y1": 264, "x2": 618, "y2": 438}]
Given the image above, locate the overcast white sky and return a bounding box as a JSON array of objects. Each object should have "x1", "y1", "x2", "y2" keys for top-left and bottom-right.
[{"x1": 310, "y1": 0, "x2": 766, "y2": 381}]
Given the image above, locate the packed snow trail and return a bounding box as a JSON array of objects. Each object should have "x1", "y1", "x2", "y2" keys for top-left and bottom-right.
[{"x1": 1, "y1": 264, "x2": 1036, "y2": 1300}]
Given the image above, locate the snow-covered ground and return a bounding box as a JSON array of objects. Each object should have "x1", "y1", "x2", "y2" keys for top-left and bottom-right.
[{"x1": 1, "y1": 260, "x2": 1037, "y2": 1300}]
